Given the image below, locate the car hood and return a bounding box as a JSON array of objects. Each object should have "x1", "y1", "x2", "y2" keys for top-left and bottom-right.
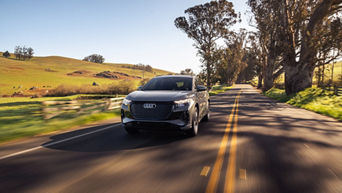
[{"x1": 127, "y1": 90, "x2": 193, "y2": 102}]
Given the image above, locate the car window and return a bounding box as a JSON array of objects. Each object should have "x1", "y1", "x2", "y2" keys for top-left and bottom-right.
[{"x1": 143, "y1": 77, "x2": 192, "y2": 91}]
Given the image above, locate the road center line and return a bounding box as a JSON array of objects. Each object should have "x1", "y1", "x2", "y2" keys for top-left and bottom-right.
[
  {"x1": 201, "y1": 166, "x2": 211, "y2": 177},
  {"x1": 224, "y1": 93, "x2": 240, "y2": 193},
  {"x1": 205, "y1": 92, "x2": 240, "y2": 193},
  {"x1": 239, "y1": 169, "x2": 247, "y2": 180},
  {"x1": 0, "y1": 123, "x2": 119, "y2": 160}
]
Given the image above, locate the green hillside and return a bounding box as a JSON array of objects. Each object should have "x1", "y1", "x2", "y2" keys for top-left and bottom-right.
[{"x1": 0, "y1": 53, "x2": 173, "y2": 96}]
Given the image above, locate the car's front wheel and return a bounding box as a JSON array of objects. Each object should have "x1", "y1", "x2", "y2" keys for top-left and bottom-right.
[{"x1": 186, "y1": 108, "x2": 199, "y2": 137}]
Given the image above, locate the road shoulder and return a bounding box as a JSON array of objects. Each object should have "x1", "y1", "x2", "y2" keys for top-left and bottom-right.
[{"x1": 0, "y1": 117, "x2": 121, "y2": 159}]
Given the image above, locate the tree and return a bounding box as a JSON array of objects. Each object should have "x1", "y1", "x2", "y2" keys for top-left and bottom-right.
[
  {"x1": 83, "y1": 54, "x2": 105, "y2": 63},
  {"x1": 215, "y1": 30, "x2": 248, "y2": 85},
  {"x1": 249, "y1": 0, "x2": 342, "y2": 94},
  {"x1": 248, "y1": 0, "x2": 284, "y2": 91},
  {"x1": 180, "y1": 68, "x2": 195, "y2": 76},
  {"x1": 175, "y1": 0, "x2": 239, "y2": 88},
  {"x1": 145, "y1": 65, "x2": 153, "y2": 72},
  {"x1": 248, "y1": 34, "x2": 264, "y2": 88},
  {"x1": 22, "y1": 46, "x2": 28, "y2": 60},
  {"x1": 2, "y1": 51, "x2": 10, "y2": 58},
  {"x1": 237, "y1": 48, "x2": 258, "y2": 83},
  {"x1": 14, "y1": 46, "x2": 22, "y2": 60},
  {"x1": 281, "y1": 0, "x2": 342, "y2": 94},
  {"x1": 27, "y1": 47, "x2": 34, "y2": 59},
  {"x1": 13, "y1": 46, "x2": 34, "y2": 60}
]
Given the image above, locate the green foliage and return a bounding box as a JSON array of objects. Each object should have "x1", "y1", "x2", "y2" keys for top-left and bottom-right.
[
  {"x1": 264, "y1": 88, "x2": 292, "y2": 102},
  {"x1": 264, "y1": 87, "x2": 342, "y2": 121},
  {"x1": 83, "y1": 54, "x2": 105, "y2": 63},
  {"x1": 209, "y1": 85, "x2": 231, "y2": 96},
  {"x1": 14, "y1": 46, "x2": 34, "y2": 60},
  {"x1": 175, "y1": 0, "x2": 239, "y2": 88}
]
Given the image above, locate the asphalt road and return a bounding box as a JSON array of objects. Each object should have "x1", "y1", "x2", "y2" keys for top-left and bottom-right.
[{"x1": 1, "y1": 84, "x2": 342, "y2": 193}]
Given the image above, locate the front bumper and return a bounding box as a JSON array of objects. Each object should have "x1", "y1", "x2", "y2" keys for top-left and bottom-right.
[{"x1": 121, "y1": 109, "x2": 192, "y2": 130}]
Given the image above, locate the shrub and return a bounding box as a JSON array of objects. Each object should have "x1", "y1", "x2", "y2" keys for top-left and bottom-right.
[{"x1": 3, "y1": 51, "x2": 10, "y2": 58}]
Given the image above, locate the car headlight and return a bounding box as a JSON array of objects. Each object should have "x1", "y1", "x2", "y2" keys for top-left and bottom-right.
[
  {"x1": 173, "y1": 98, "x2": 193, "y2": 112},
  {"x1": 122, "y1": 98, "x2": 132, "y2": 106}
]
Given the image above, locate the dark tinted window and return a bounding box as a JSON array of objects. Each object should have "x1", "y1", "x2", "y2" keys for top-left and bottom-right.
[{"x1": 143, "y1": 77, "x2": 193, "y2": 91}]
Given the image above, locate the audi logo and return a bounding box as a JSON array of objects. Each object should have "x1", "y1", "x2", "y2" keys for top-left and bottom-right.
[{"x1": 143, "y1": 103, "x2": 157, "y2": 109}]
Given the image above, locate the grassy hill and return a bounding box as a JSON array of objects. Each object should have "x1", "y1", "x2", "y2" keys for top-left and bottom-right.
[{"x1": 0, "y1": 53, "x2": 173, "y2": 96}]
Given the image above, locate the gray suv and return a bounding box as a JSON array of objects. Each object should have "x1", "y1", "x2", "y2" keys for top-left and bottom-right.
[{"x1": 121, "y1": 75, "x2": 210, "y2": 136}]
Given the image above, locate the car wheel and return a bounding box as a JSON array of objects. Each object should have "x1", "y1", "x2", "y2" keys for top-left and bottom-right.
[
  {"x1": 187, "y1": 108, "x2": 199, "y2": 137},
  {"x1": 124, "y1": 126, "x2": 139, "y2": 135}
]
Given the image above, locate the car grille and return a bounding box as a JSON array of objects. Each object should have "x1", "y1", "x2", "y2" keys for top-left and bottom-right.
[{"x1": 131, "y1": 102, "x2": 173, "y2": 120}]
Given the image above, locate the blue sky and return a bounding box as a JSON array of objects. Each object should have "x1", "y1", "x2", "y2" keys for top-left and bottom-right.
[{"x1": 0, "y1": 0, "x2": 251, "y2": 73}]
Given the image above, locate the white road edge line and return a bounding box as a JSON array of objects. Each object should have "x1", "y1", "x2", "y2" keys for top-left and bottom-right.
[{"x1": 0, "y1": 123, "x2": 120, "y2": 161}]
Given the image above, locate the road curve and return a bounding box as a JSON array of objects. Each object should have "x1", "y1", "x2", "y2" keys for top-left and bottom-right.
[{"x1": 1, "y1": 84, "x2": 342, "y2": 193}]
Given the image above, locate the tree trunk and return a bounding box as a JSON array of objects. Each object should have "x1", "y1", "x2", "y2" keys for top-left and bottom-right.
[
  {"x1": 207, "y1": 67, "x2": 211, "y2": 89},
  {"x1": 263, "y1": 71, "x2": 273, "y2": 91},
  {"x1": 257, "y1": 73, "x2": 263, "y2": 89},
  {"x1": 285, "y1": 64, "x2": 314, "y2": 95},
  {"x1": 262, "y1": 57, "x2": 275, "y2": 91}
]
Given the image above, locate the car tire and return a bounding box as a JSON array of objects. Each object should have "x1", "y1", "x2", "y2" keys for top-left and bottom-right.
[
  {"x1": 186, "y1": 108, "x2": 199, "y2": 137},
  {"x1": 124, "y1": 126, "x2": 139, "y2": 135}
]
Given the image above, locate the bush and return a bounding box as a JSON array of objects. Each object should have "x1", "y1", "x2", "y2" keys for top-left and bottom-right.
[{"x1": 2, "y1": 51, "x2": 10, "y2": 58}]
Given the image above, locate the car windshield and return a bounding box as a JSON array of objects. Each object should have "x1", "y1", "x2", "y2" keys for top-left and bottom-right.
[{"x1": 142, "y1": 77, "x2": 192, "y2": 91}]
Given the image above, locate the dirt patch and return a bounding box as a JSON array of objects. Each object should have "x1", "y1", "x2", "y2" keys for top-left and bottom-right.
[
  {"x1": 11, "y1": 91, "x2": 27, "y2": 97},
  {"x1": 114, "y1": 72, "x2": 141, "y2": 79},
  {"x1": 95, "y1": 71, "x2": 119, "y2": 79},
  {"x1": 25, "y1": 88, "x2": 50, "y2": 97},
  {"x1": 94, "y1": 71, "x2": 141, "y2": 80},
  {"x1": 45, "y1": 68, "x2": 58, "y2": 72},
  {"x1": 67, "y1": 70, "x2": 92, "y2": 76}
]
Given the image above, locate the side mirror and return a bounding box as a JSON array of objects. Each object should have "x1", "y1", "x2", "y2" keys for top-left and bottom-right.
[{"x1": 196, "y1": 85, "x2": 207, "y2": 92}]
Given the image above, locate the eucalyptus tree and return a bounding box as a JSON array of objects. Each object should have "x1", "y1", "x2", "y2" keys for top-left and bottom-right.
[
  {"x1": 248, "y1": 0, "x2": 284, "y2": 91},
  {"x1": 175, "y1": 0, "x2": 239, "y2": 88},
  {"x1": 216, "y1": 30, "x2": 248, "y2": 85},
  {"x1": 280, "y1": 0, "x2": 342, "y2": 94},
  {"x1": 249, "y1": 0, "x2": 342, "y2": 94}
]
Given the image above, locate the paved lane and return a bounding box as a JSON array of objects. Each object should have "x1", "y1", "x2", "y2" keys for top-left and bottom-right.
[
  {"x1": 234, "y1": 85, "x2": 342, "y2": 193},
  {"x1": 1, "y1": 84, "x2": 342, "y2": 193}
]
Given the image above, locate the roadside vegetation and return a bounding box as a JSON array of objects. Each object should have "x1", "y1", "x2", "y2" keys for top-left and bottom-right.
[
  {"x1": 209, "y1": 85, "x2": 231, "y2": 96},
  {"x1": 0, "y1": 95, "x2": 121, "y2": 144},
  {"x1": 265, "y1": 87, "x2": 342, "y2": 121}
]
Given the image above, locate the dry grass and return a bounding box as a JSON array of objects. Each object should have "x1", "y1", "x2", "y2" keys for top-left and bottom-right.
[
  {"x1": 46, "y1": 80, "x2": 138, "y2": 96},
  {"x1": 0, "y1": 53, "x2": 171, "y2": 96}
]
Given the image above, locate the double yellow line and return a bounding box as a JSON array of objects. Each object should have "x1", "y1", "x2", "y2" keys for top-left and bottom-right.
[{"x1": 206, "y1": 91, "x2": 241, "y2": 193}]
